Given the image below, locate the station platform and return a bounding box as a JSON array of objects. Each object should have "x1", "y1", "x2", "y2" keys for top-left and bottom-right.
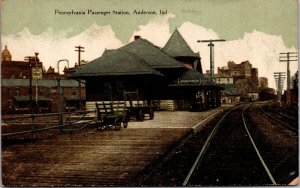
[{"x1": 2, "y1": 106, "x2": 227, "y2": 186}]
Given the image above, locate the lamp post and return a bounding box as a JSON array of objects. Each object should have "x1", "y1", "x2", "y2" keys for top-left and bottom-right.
[
  {"x1": 57, "y1": 59, "x2": 69, "y2": 133},
  {"x1": 29, "y1": 63, "x2": 33, "y2": 113},
  {"x1": 34, "y1": 52, "x2": 39, "y2": 113}
]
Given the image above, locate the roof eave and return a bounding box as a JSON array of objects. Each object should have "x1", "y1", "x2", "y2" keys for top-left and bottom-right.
[{"x1": 68, "y1": 72, "x2": 164, "y2": 78}]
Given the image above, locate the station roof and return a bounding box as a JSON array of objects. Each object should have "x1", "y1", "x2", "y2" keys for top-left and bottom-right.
[
  {"x1": 120, "y1": 38, "x2": 186, "y2": 69},
  {"x1": 69, "y1": 49, "x2": 163, "y2": 78},
  {"x1": 163, "y1": 29, "x2": 199, "y2": 58},
  {"x1": 170, "y1": 69, "x2": 223, "y2": 89}
]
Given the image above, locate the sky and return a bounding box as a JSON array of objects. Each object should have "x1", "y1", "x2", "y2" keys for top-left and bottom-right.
[{"x1": 1, "y1": 0, "x2": 298, "y2": 90}]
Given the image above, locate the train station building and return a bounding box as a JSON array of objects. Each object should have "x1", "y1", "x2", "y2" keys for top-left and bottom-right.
[{"x1": 69, "y1": 29, "x2": 223, "y2": 111}]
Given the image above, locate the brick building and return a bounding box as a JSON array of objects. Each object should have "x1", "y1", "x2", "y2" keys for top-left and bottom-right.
[
  {"x1": 1, "y1": 46, "x2": 85, "y2": 114},
  {"x1": 218, "y1": 60, "x2": 257, "y2": 84},
  {"x1": 216, "y1": 60, "x2": 259, "y2": 101},
  {"x1": 204, "y1": 70, "x2": 234, "y2": 85},
  {"x1": 1, "y1": 46, "x2": 43, "y2": 80},
  {"x1": 203, "y1": 71, "x2": 239, "y2": 104},
  {"x1": 258, "y1": 77, "x2": 268, "y2": 88}
]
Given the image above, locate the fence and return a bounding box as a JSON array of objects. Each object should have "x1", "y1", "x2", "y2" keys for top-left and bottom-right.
[{"x1": 2, "y1": 109, "x2": 96, "y2": 137}]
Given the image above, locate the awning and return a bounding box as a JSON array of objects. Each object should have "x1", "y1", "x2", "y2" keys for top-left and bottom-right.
[
  {"x1": 169, "y1": 69, "x2": 224, "y2": 90},
  {"x1": 64, "y1": 96, "x2": 86, "y2": 101},
  {"x1": 14, "y1": 96, "x2": 51, "y2": 101}
]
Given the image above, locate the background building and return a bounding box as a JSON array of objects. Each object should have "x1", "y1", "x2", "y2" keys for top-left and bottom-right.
[
  {"x1": 216, "y1": 60, "x2": 260, "y2": 101},
  {"x1": 258, "y1": 77, "x2": 268, "y2": 88},
  {"x1": 1, "y1": 46, "x2": 85, "y2": 114}
]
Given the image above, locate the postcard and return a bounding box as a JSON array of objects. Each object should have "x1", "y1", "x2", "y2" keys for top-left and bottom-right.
[{"x1": 1, "y1": 0, "x2": 298, "y2": 186}]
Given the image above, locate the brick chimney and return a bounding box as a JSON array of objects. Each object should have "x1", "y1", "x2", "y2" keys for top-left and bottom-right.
[{"x1": 134, "y1": 35, "x2": 141, "y2": 40}]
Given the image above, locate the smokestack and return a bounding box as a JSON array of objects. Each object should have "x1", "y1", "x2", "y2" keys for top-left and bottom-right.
[{"x1": 134, "y1": 35, "x2": 141, "y2": 40}]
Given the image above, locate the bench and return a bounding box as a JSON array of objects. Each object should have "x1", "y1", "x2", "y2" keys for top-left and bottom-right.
[{"x1": 95, "y1": 101, "x2": 129, "y2": 131}]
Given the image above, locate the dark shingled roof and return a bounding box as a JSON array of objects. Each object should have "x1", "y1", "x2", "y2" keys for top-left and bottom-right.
[
  {"x1": 69, "y1": 49, "x2": 163, "y2": 78},
  {"x1": 163, "y1": 29, "x2": 199, "y2": 58},
  {"x1": 170, "y1": 69, "x2": 223, "y2": 89},
  {"x1": 102, "y1": 49, "x2": 114, "y2": 56},
  {"x1": 120, "y1": 38, "x2": 185, "y2": 69}
]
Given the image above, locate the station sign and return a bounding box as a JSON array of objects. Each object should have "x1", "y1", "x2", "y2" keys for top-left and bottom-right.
[{"x1": 32, "y1": 68, "x2": 43, "y2": 80}]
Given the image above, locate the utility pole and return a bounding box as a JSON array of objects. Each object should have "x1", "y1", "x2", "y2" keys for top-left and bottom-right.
[
  {"x1": 25, "y1": 56, "x2": 33, "y2": 113},
  {"x1": 274, "y1": 72, "x2": 286, "y2": 106},
  {"x1": 197, "y1": 39, "x2": 225, "y2": 80},
  {"x1": 26, "y1": 53, "x2": 41, "y2": 113},
  {"x1": 75, "y1": 46, "x2": 84, "y2": 110},
  {"x1": 279, "y1": 52, "x2": 298, "y2": 106}
]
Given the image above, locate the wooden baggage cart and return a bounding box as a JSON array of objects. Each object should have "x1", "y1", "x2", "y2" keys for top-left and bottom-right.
[
  {"x1": 95, "y1": 101, "x2": 129, "y2": 131},
  {"x1": 124, "y1": 90, "x2": 154, "y2": 121}
]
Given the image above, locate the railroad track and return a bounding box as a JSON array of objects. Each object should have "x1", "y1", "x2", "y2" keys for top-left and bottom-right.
[
  {"x1": 140, "y1": 103, "x2": 298, "y2": 186},
  {"x1": 259, "y1": 103, "x2": 298, "y2": 132},
  {"x1": 184, "y1": 104, "x2": 277, "y2": 186},
  {"x1": 243, "y1": 102, "x2": 298, "y2": 184}
]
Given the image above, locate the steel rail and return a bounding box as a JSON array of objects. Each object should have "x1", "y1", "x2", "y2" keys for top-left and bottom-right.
[
  {"x1": 242, "y1": 103, "x2": 277, "y2": 185},
  {"x1": 259, "y1": 104, "x2": 297, "y2": 132},
  {"x1": 182, "y1": 105, "x2": 239, "y2": 186},
  {"x1": 262, "y1": 102, "x2": 297, "y2": 121},
  {"x1": 278, "y1": 112, "x2": 297, "y2": 121},
  {"x1": 183, "y1": 103, "x2": 278, "y2": 186}
]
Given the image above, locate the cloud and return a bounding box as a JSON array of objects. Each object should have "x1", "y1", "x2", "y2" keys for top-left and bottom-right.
[
  {"x1": 2, "y1": 24, "x2": 123, "y2": 72},
  {"x1": 177, "y1": 22, "x2": 220, "y2": 72},
  {"x1": 177, "y1": 22, "x2": 298, "y2": 90},
  {"x1": 218, "y1": 31, "x2": 298, "y2": 90},
  {"x1": 128, "y1": 13, "x2": 176, "y2": 47}
]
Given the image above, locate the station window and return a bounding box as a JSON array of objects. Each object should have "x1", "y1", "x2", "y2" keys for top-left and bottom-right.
[
  {"x1": 8, "y1": 100, "x2": 13, "y2": 109},
  {"x1": 8, "y1": 88, "x2": 13, "y2": 97},
  {"x1": 47, "y1": 87, "x2": 51, "y2": 96},
  {"x1": 15, "y1": 87, "x2": 20, "y2": 96},
  {"x1": 72, "y1": 87, "x2": 76, "y2": 95},
  {"x1": 39, "y1": 87, "x2": 43, "y2": 95}
]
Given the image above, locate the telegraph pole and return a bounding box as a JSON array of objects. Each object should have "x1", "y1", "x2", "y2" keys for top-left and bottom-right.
[
  {"x1": 197, "y1": 39, "x2": 225, "y2": 80},
  {"x1": 274, "y1": 72, "x2": 286, "y2": 106},
  {"x1": 279, "y1": 52, "x2": 297, "y2": 106},
  {"x1": 75, "y1": 46, "x2": 85, "y2": 67},
  {"x1": 75, "y1": 46, "x2": 85, "y2": 110}
]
